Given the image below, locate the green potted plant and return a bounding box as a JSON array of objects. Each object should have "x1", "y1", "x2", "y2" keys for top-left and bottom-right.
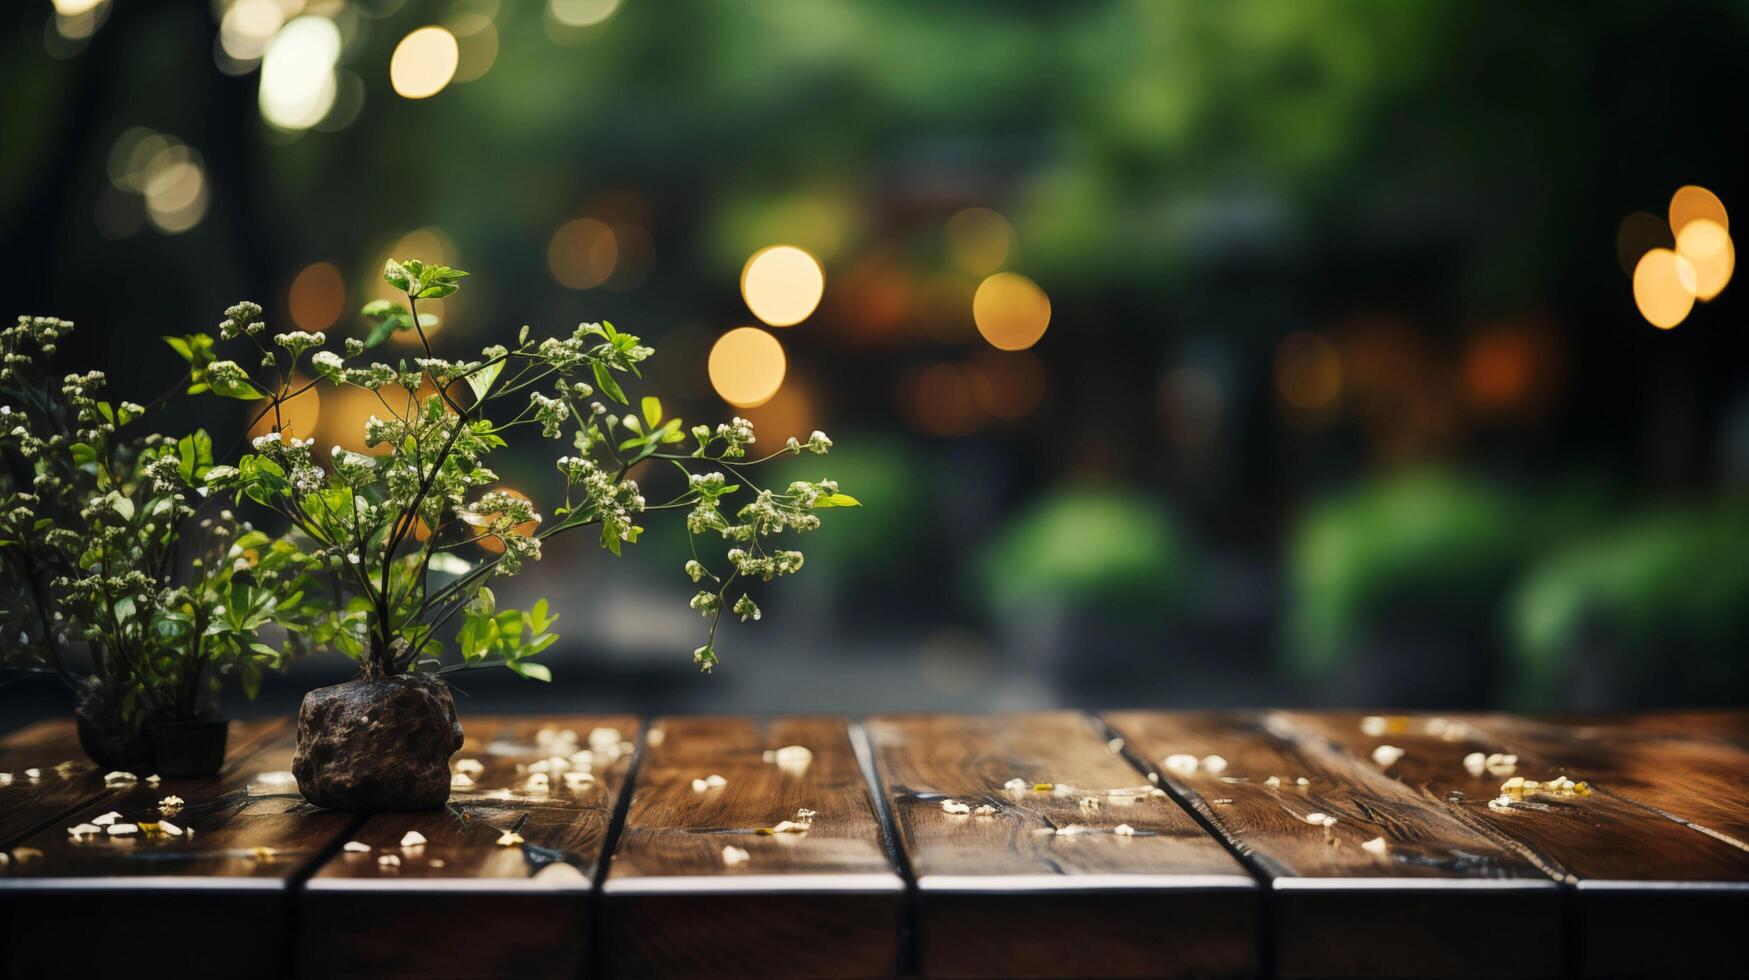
[
  {"x1": 191, "y1": 259, "x2": 853, "y2": 810},
  {"x1": 0, "y1": 315, "x2": 304, "y2": 773}
]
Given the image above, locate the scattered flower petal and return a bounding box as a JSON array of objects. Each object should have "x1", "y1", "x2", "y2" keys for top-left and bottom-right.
[
  {"x1": 1201, "y1": 755, "x2": 1228, "y2": 775},
  {"x1": 158, "y1": 821, "x2": 183, "y2": 837},
  {"x1": 1114, "y1": 823, "x2": 1135, "y2": 836},
  {"x1": 1163, "y1": 754, "x2": 1199, "y2": 777},
  {"x1": 941, "y1": 800, "x2": 971, "y2": 815},
  {"x1": 106, "y1": 823, "x2": 139, "y2": 836},
  {"x1": 343, "y1": 841, "x2": 371, "y2": 854},
  {"x1": 1463, "y1": 752, "x2": 1487, "y2": 776},
  {"x1": 378, "y1": 854, "x2": 402, "y2": 868},
  {"x1": 451, "y1": 773, "x2": 475, "y2": 789},
  {"x1": 721, "y1": 844, "x2": 750, "y2": 865},
  {"x1": 102, "y1": 771, "x2": 137, "y2": 786},
  {"x1": 972, "y1": 804, "x2": 999, "y2": 816},
  {"x1": 497, "y1": 831, "x2": 524, "y2": 847},
  {"x1": 1372, "y1": 745, "x2": 1406, "y2": 767},
  {"x1": 67, "y1": 823, "x2": 102, "y2": 837},
  {"x1": 400, "y1": 831, "x2": 427, "y2": 848},
  {"x1": 92, "y1": 811, "x2": 124, "y2": 826},
  {"x1": 159, "y1": 795, "x2": 185, "y2": 813},
  {"x1": 1361, "y1": 836, "x2": 1388, "y2": 855},
  {"x1": 454, "y1": 758, "x2": 485, "y2": 776}
]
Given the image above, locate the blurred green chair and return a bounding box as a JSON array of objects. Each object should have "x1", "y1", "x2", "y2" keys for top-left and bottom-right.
[
  {"x1": 1509, "y1": 503, "x2": 1749, "y2": 709},
  {"x1": 1284, "y1": 469, "x2": 1534, "y2": 706}
]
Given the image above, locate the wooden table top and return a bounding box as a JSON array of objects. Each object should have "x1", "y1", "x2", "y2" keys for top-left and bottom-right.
[{"x1": 1, "y1": 710, "x2": 1744, "y2": 979}]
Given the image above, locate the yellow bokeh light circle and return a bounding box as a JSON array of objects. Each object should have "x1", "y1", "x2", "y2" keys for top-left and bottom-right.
[
  {"x1": 547, "y1": 218, "x2": 619, "y2": 289},
  {"x1": 1633, "y1": 248, "x2": 1698, "y2": 329},
  {"x1": 740, "y1": 246, "x2": 825, "y2": 327},
  {"x1": 289, "y1": 261, "x2": 347, "y2": 331},
  {"x1": 1669, "y1": 185, "x2": 1728, "y2": 237},
  {"x1": 390, "y1": 27, "x2": 460, "y2": 100},
  {"x1": 945, "y1": 207, "x2": 1014, "y2": 276},
  {"x1": 550, "y1": 0, "x2": 623, "y2": 28},
  {"x1": 708, "y1": 327, "x2": 787, "y2": 408},
  {"x1": 249, "y1": 376, "x2": 321, "y2": 442},
  {"x1": 1675, "y1": 218, "x2": 1735, "y2": 302},
  {"x1": 972, "y1": 272, "x2": 1051, "y2": 351}
]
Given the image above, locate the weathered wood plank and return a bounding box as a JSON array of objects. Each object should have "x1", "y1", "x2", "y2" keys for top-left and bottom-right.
[
  {"x1": 868, "y1": 712, "x2": 1258, "y2": 979},
  {"x1": 0, "y1": 719, "x2": 342, "y2": 980},
  {"x1": 0, "y1": 721, "x2": 113, "y2": 849},
  {"x1": 600, "y1": 716, "x2": 902, "y2": 979},
  {"x1": 1414, "y1": 712, "x2": 1749, "y2": 979},
  {"x1": 1466, "y1": 711, "x2": 1749, "y2": 845},
  {"x1": 300, "y1": 715, "x2": 639, "y2": 980},
  {"x1": 1104, "y1": 710, "x2": 1560, "y2": 979}
]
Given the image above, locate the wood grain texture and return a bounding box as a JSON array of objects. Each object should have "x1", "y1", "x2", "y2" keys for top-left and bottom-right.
[
  {"x1": 1103, "y1": 710, "x2": 1561, "y2": 980},
  {"x1": 0, "y1": 719, "x2": 345, "y2": 980},
  {"x1": 1442, "y1": 712, "x2": 1749, "y2": 979},
  {"x1": 600, "y1": 716, "x2": 902, "y2": 979},
  {"x1": 300, "y1": 715, "x2": 639, "y2": 980},
  {"x1": 0, "y1": 721, "x2": 113, "y2": 849},
  {"x1": 1466, "y1": 711, "x2": 1749, "y2": 845},
  {"x1": 868, "y1": 712, "x2": 1258, "y2": 979}
]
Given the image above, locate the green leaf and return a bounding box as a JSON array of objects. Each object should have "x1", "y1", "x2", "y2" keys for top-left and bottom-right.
[
  {"x1": 815, "y1": 492, "x2": 862, "y2": 508},
  {"x1": 163, "y1": 336, "x2": 192, "y2": 361},
  {"x1": 210, "y1": 373, "x2": 268, "y2": 401},
  {"x1": 641, "y1": 396, "x2": 662, "y2": 429},
  {"x1": 507, "y1": 661, "x2": 552, "y2": 682},
  {"x1": 416, "y1": 282, "x2": 457, "y2": 300},
  {"x1": 383, "y1": 259, "x2": 412, "y2": 292},
  {"x1": 240, "y1": 663, "x2": 262, "y2": 700},
  {"x1": 592, "y1": 361, "x2": 627, "y2": 404},
  {"x1": 467, "y1": 359, "x2": 504, "y2": 401}
]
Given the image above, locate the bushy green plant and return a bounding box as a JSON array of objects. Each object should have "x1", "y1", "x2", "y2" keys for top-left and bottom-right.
[
  {"x1": 1509, "y1": 503, "x2": 1749, "y2": 705},
  {"x1": 181, "y1": 258, "x2": 853, "y2": 680},
  {"x1": 0, "y1": 315, "x2": 301, "y2": 722},
  {"x1": 972, "y1": 484, "x2": 1187, "y2": 621},
  {"x1": 1285, "y1": 469, "x2": 1526, "y2": 676}
]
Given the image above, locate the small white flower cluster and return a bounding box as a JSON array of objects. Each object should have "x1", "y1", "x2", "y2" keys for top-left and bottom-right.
[
  {"x1": 272, "y1": 331, "x2": 327, "y2": 359},
  {"x1": 530, "y1": 391, "x2": 570, "y2": 438},
  {"x1": 218, "y1": 301, "x2": 264, "y2": 340}
]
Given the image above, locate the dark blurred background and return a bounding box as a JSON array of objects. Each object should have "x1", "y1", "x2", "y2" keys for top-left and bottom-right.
[{"x1": 4, "y1": 0, "x2": 1748, "y2": 727}]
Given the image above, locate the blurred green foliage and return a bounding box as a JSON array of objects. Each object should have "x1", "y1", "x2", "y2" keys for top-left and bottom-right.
[
  {"x1": 972, "y1": 485, "x2": 1187, "y2": 622},
  {"x1": 1509, "y1": 502, "x2": 1749, "y2": 705},
  {"x1": 1285, "y1": 470, "x2": 1529, "y2": 677}
]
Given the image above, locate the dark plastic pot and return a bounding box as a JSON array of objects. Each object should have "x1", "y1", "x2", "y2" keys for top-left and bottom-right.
[
  {"x1": 149, "y1": 718, "x2": 230, "y2": 778},
  {"x1": 73, "y1": 678, "x2": 154, "y2": 770}
]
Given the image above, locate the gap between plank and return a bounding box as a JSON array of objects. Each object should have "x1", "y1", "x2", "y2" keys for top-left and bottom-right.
[{"x1": 849, "y1": 716, "x2": 918, "y2": 980}]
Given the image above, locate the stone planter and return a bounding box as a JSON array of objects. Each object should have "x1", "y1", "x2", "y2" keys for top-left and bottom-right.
[
  {"x1": 73, "y1": 677, "x2": 154, "y2": 770},
  {"x1": 292, "y1": 672, "x2": 463, "y2": 810},
  {"x1": 149, "y1": 717, "x2": 230, "y2": 778}
]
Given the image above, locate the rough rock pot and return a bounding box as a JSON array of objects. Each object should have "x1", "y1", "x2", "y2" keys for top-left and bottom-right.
[
  {"x1": 73, "y1": 676, "x2": 154, "y2": 770},
  {"x1": 293, "y1": 672, "x2": 463, "y2": 810},
  {"x1": 149, "y1": 718, "x2": 230, "y2": 778}
]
